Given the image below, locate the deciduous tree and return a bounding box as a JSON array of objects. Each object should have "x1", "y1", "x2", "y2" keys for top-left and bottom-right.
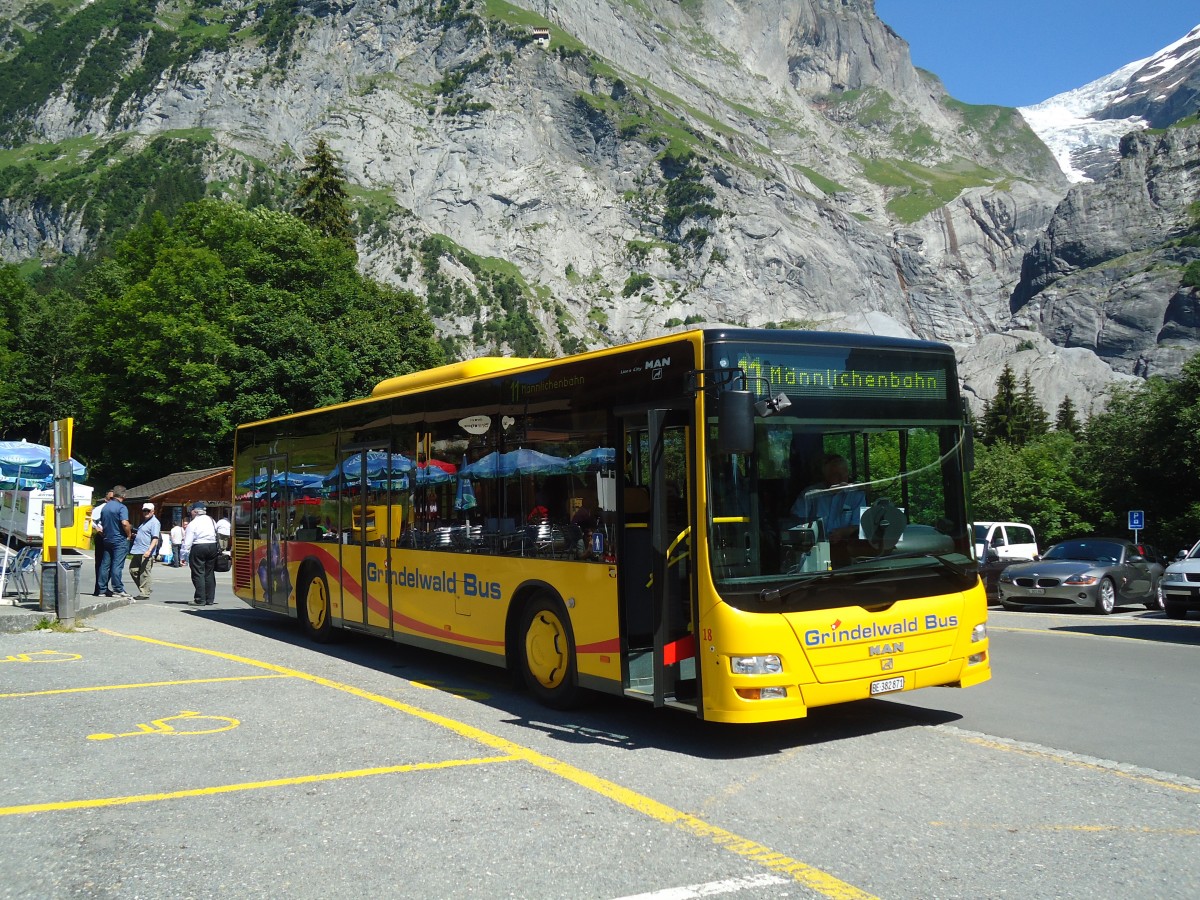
[
  {"x1": 971, "y1": 432, "x2": 1094, "y2": 545},
  {"x1": 74, "y1": 199, "x2": 442, "y2": 483}
]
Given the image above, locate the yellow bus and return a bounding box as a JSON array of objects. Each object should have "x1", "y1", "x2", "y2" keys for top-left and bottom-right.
[{"x1": 232, "y1": 328, "x2": 989, "y2": 723}]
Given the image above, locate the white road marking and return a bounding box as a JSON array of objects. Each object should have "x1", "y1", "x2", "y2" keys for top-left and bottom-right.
[{"x1": 613, "y1": 873, "x2": 791, "y2": 899}]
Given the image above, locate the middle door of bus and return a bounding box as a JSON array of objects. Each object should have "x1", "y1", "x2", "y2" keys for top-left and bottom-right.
[
  {"x1": 618, "y1": 407, "x2": 697, "y2": 710},
  {"x1": 252, "y1": 454, "x2": 291, "y2": 610},
  {"x1": 336, "y1": 444, "x2": 397, "y2": 632}
]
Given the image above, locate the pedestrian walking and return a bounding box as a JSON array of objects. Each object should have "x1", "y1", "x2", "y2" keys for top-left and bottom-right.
[
  {"x1": 128, "y1": 502, "x2": 162, "y2": 600},
  {"x1": 180, "y1": 501, "x2": 220, "y2": 605},
  {"x1": 91, "y1": 489, "x2": 113, "y2": 596},
  {"x1": 96, "y1": 487, "x2": 133, "y2": 598},
  {"x1": 215, "y1": 514, "x2": 231, "y2": 551},
  {"x1": 169, "y1": 521, "x2": 185, "y2": 568}
]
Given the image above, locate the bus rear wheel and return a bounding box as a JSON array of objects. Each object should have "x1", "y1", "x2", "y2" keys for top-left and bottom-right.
[
  {"x1": 299, "y1": 568, "x2": 333, "y2": 643},
  {"x1": 519, "y1": 595, "x2": 580, "y2": 709}
]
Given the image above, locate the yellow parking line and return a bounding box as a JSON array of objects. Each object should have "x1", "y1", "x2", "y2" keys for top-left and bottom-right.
[
  {"x1": 964, "y1": 736, "x2": 1200, "y2": 794},
  {"x1": 98, "y1": 629, "x2": 876, "y2": 900},
  {"x1": 0, "y1": 674, "x2": 291, "y2": 699},
  {"x1": 932, "y1": 821, "x2": 1200, "y2": 835},
  {"x1": 0, "y1": 756, "x2": 518, "y2": 816}
]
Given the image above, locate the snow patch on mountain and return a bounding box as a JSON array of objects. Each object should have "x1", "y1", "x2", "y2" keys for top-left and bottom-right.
[
  {"x1": 1020, "y1": 24, "x2": 1200, "y2": 183},
  {"x1": 1019, "y1": 60, "x2": 1148, "y2": 183}
]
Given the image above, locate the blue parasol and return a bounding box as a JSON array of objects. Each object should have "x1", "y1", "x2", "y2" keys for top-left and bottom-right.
[
  {"x1": 460, "y1": 448, "x2": 568, "y2": 479},
  {"x1": 0, "y1": 439, "x2": 87, "y2": 486},
  {"x1": 565, "y1": 447, "x2": 616, "y2": 474},
  {"x1": 321, "y1": 452, "x2": 415, "y2": 486},
  {"x1": 240, "y1": 471, "x2": 325, "y2": 491}
]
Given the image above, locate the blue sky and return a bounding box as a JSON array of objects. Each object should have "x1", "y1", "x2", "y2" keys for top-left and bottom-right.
[{"x1": 873, "y1": 1, "x2": 1199, "y2": 107}]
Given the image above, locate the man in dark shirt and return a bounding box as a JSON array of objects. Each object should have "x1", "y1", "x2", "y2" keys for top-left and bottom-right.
[{"x1": 96, "y1": 486, "x2": 133, "y2": 598}]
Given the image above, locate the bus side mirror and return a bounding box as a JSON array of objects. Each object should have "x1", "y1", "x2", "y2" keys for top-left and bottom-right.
[{"x1": 718, "y1": 390, "x2": 756, "y2": 455}]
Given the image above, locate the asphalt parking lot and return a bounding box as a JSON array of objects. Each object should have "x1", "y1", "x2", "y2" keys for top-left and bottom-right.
[
  {"x1": 3, "y1": 563, "x2": 1200, "y2": 898},
  {"x1": 3, "y1": 566, "x2": 873, "y2": 898}
]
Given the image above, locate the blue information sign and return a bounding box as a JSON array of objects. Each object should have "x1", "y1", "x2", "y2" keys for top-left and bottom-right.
[{"x1": 1128, "y1": 510, "x2": 1145, "y2": 530}]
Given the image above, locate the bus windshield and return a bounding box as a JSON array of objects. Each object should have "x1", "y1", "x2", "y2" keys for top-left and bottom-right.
[{"x1": 706, "y1": 340, "x2": 975, "y2": 611}]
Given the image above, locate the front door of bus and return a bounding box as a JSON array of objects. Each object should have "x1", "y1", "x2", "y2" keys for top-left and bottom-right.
[{"x1": 620, "y1": 409, "x2": 696, "y2": 710}]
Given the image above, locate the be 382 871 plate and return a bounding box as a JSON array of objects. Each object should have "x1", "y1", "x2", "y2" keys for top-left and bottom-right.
[{"x1": 870, "y1": 676, "x2": 905, "y2": 695}]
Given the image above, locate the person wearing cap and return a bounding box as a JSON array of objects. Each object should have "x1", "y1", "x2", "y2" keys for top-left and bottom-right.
[
  {"x1": 180, "y1": 501, "x2": 220, "y2": 605},
  {"x1": 128, "y1": 502, "x2": 162, "y2": 600},
  {"x1": 96, "y1": 486, "x2": 133, "y2": 598}
]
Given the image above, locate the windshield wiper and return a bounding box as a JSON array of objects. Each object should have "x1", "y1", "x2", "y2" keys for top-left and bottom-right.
[
  {"x1": 882, "y1": 551, "x2": 976, "y2": 578},
  {"x1": 759, "y1": 570, "x2": 846, "y2": 604}
]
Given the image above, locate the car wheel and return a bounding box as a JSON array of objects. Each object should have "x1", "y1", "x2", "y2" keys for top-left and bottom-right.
[
  {"x1": 1093, "y1": 577, "x2": 1116, "y2": 615},
  {"x1": 1164, "y1": 601, "x2": 1188, "y2": 620},
  {"x1": 1145, "y1": 580, "x2": 1165, "y2": 611}
]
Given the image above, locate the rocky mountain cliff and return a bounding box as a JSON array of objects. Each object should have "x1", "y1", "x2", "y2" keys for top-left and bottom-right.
[
  {"x1": 1009, "y1": 122, "x2": 1200, "y2": 379},
  {"x1": 1, "y1": 0, "x2": 1195, "y2": 417}
]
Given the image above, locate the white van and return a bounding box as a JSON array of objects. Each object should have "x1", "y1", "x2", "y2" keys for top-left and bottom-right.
[
  {"x1": 974, "y1": 521, "x2": 1039, "y2": 562},
  {"x1": 974, "y1": 521, "x2": 1039, "y2": 600}
]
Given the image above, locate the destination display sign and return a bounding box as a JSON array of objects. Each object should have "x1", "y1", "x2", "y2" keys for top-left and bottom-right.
[{"x1": 735, "y1": 352, "x2": 951, "y2": 402}]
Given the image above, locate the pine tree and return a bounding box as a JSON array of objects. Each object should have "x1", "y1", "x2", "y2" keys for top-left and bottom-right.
[
  {"x1": 1015, "y1": 373, "x2": 1050, "y2": 444},
  {"x1": 294, "y1": 138, "x2": 355, "y2": 250},
  {"x1": 1055, "y1": 396, "x2": 1081, "y2": 436},
  {"x1": 980, "y1": 364, "x2": 1019, "y2": 445}
]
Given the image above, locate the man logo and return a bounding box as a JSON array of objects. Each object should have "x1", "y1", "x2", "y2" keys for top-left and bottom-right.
[
  {"x1": 645, "y1": 357, "x2": 670, "y2": 381},
  {"x1": 881, "y1": 658, "x2": 895, "y2": 671}
]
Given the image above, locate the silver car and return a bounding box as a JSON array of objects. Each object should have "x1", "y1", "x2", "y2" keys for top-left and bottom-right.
[
  {"x1": 1162, "y1": 538, "x2": 1200, "y2": 619},
  {"x1": 997, "y1": 538, "x2": 1165, "y2": 614}
]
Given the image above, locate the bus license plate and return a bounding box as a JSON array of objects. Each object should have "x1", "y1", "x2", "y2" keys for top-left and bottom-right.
[{"x1": 870, "y1": 676, "x2": 905, "y2": 695}]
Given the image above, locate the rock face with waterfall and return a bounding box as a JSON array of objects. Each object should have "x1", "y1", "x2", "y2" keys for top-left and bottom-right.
[{"x1": 1, "y1": 0, "x2": 1197, "y2": 414}]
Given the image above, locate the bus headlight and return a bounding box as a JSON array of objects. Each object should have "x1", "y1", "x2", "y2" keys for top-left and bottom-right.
[
  {"x1": 730, "y1": 654, "x2": 782, "y2": 675},
  {"x1": 971, "y1": 623, "x2": 987, "y2": 643}
]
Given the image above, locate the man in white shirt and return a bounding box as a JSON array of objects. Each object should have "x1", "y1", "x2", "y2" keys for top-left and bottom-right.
[
  {"x1": 181, "y1": 501, "x2": 220, "y2": 605},
  {"x1": 215, "y1": 515, "x2": 231, "y2": 551},
  {"x1": 90, "y1": 490, "x2": 113, "y2": 595},
  {"x1": 169, "y1": 521, "x2": 185, "y2": 568}
]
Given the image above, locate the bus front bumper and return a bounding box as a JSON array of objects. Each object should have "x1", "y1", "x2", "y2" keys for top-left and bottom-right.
[{"x1": 702, "y1": 653, "x2": 991, "y2": 725}]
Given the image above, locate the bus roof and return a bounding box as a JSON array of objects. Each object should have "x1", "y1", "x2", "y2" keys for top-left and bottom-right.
[
  {"x1": 237, "y1": 328, "x2": 956, "y2": 430},
  {"x1": 371, "y1": 357, "x2": 547, "y2": 397}
]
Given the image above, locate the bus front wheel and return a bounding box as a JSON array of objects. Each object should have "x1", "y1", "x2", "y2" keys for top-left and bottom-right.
[
  {"x1": 519, "y1": 595, "x2": 580, "y2": 709},
  {"x1": 299, "y1": 568, "x2": 334, "y2": 643}
]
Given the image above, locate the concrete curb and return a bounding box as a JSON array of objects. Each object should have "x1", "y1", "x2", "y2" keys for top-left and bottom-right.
[
  {"x1": 0, "y1": 559, "x2": 223, "y2": 634},
  {"x1": 0, "y1": 596, "x2": 133, "y2": 633}
]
